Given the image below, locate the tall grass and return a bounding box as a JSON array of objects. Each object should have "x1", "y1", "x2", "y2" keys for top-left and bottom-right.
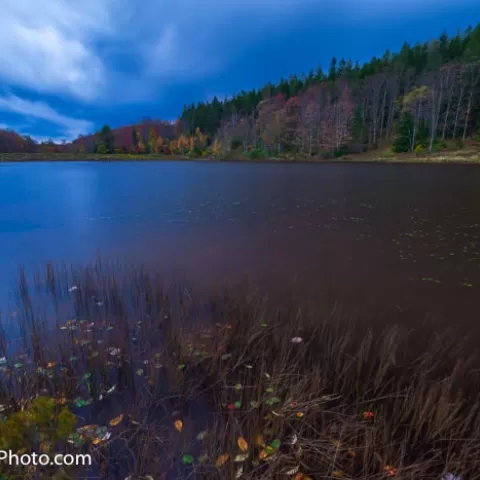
[{"x1": 0, "y1": 261, "x2": 479, "y2": 479}]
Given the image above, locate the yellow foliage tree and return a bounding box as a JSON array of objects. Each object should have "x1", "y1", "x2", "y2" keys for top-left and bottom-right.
[
  {"x1": 155, "y1": 135, "x2": 164, "y2": 153},
  {"x1": 148, "y1": 128, "x2": 158, "y2": 153},
  {"x1": 178, "y1": 135, "x2": 188, "y2": 153},
  {"x1": 212, "y1": 139, "x2": 222, "y2": 156}
]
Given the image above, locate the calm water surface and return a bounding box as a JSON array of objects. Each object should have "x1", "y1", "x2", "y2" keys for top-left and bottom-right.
[{"x1": 1, "y1": 161, "x2": 480, "y2": 328}]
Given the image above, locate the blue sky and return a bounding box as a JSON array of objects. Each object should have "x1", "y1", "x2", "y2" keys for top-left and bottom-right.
[{"x1": 0, "y1": 0, "x2": 478, "y2": 142}]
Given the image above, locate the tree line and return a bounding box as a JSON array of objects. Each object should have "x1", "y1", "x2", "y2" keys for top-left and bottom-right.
[{"x1": 1, "y1": 23, "x2": 479, "y2": 158}]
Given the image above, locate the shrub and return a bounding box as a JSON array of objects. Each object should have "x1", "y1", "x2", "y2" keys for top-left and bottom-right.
[
  {"x1": 245, "y1": 148, "x2": 268, "y2": 160},
  {"x1": 414, "y1": 144, "x2": 425, "y2": 155}
]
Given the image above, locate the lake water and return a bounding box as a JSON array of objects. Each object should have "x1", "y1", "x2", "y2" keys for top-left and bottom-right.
[{"x1": 1, "y1": 161, "x2": 480, "y2": 334}]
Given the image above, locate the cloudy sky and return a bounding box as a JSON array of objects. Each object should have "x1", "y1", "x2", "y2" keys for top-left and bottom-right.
[{"x1": 0, "y1": 0, "x2": 478, "y2": 141}]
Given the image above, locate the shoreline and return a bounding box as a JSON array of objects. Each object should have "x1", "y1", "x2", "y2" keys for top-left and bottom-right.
[{"x1": 0, "y1": 145, "x2": 479, "y2": 164}]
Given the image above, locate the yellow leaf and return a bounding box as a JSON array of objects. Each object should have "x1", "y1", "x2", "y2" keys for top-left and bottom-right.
[
  {"x1": 47, "y1": 361, "x2": 56, "y2": 368},
  {"x1": 174, "y1": 420, "x2": 183, "y2": 432},
  {"x1": 215, "y1": 453, "x2": 229, "y2": 468},
  {"x1": 92, "y1": 437, "x2": 102, "y2": 445},
  {"x1": 332, "y1": 470, "x2": 344, "y2": 478},
  {"x1": 258, "y1": 449, "x2": 268, "y2": 461},
  {"x1": 109, "y1": 413, "x2": 124, "y2": 427},
  {"x1": 237, "y1": 436, "x2": 248, "y2": 452},
  {"x1": 296, "y1": 411, "x2": 305, "y2": 418}
]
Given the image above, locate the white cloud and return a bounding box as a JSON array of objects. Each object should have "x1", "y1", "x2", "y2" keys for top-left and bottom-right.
[
  {"x1": 0, "y1": 0, "x2": 114, "y2": 101},
  {"x1": 0, "y1": 95, "x2": 93, "y2": 140},
  {"x1": 0, "y1": 0, "x2": 476, "y2": 106}
]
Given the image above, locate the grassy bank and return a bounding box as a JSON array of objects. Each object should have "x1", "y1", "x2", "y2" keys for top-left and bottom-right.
[
  {"x1": 1, "y1": 144, "x2": 480, "y2": 164},
  {"x1": 0, "y1": 262, "x2": 478, "y2": 479}
]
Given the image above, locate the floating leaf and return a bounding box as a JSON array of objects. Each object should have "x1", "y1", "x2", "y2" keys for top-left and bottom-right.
[
  {"x1": 82, "y1": 372, "x2": 91, "y2": 380},
  {"x1": 174, "y1": 420, "x2": 183, "y2": 432},
  {"x1": 291, "y1": 337, "x2": 303, "y2": 344},
  {"x1": 250, "y1": 401, "x2": 260, "y2": 408},
  {"x1": 196, "y1": 430, "x2": 207, "y2": 441},
  {"x1": 181, "y1": 454, "x2": 193, "y2": 465},
  {"x1": 233, "y1": 453, "x2": 248, "y2": 463},
  {"x1": 109, "y1": 413, "x2": 124, "y2": 427},
  {"x1": 178, "y1": 364, "x2": 186, "y2": 370},
  {"x1": 47, "y1": 362, "x2": 56, "y2": 368},
  {"x1": 234, "y1": 383, "x2": 243, "y2": 391},
  {"x1": 296, "y1": 412, "x2": 305, "y2": 418},
  {"x1": 362, "y1": 411, "x2": 374, "y2": 420},
  {"x1": 265, "y1": 387, "x2": 274, "y2": 393},
  {"x1": 237, "y1": 437, "x2": 248, "y2": 452},
  {"x1": 258, "y1": 449, "x2": 269, "y2": 461},
  {"x1": 215, "y1": 454, "x2": 229, "y2": 468},
  {"x1": 198, "y1": 454, "x2": 209, "y2": 464},
  {"x1": 270, "y1": 439, "x2": 281, "y2": 450},
  {"x1": 234, "y1": 401, "x2": 242, "y2": 409},
  {"x1": 235, "y1": 465, "x2": 244, "y2": 478},
  {"x1": 136, "y1": 369, "x2": 144, "y2": 376},
  {"x1": 285, "y1": 465, "x2": 299, "y2": 475},
  {"x1": 108, "y1": 347, "x2": 120, "y2": 356},
  {"x1": 332, "y1": 471, "x2": 344, "y2": 478}
]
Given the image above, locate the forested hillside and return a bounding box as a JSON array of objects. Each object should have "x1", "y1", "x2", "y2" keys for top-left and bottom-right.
[{"x1": 1, "y1": 23, "x2": 479, "y2": 158}]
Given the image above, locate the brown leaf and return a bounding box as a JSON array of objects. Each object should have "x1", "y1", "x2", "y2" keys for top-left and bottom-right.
[
  {"x1": 109, "y1": 413, "x2": 124, "y2": 427},
  {"x1": 237, "y1": 436, "x2": 248, "y2": 452},
  {"x1": 174, "y1": 420, "x2": 183, "y2": 432},
  {"x1": 215, "y1": 453, "x2": 229, "y2": 468}
]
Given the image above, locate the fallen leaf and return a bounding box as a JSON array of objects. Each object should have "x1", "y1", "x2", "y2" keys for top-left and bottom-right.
[
  {"x1": 196, "y1": 430, "x2": 207, "y2": 440},
  {"x1": 270, "y1": 439, "x2": 281, "y2": 449},
  {"x1": 233, "y1": 453, "x2": 249, "y2": 462},
  {"x1": 258, "y1": 449, "x2": 268, "y2": 461},
  {"x1": 181, "y1": 454, "x2": 193, "y2": 464},
  {"x1": 285, "y1": 465, "x2": 299, "y2": 475},
  {"x1": 235, "y1": 465, "x2": 243, "y2": 478},
  {"x1": 296, "y1": 412, "x2": 305, "y2": 418},
  {"x1": 174, "y1": 420, "x2": 183, "y2": 432},
  {"x1": 47, "y1": 362, "x2": 56, "y2": 368},
  {"x1": 215, "y1": 453, "x2": 229, "y2": 468},
  {"x1": 109, "y1": 413, "x2": 124, "y2": 427},
  {"x1": 291, "y1": 337, "x2": 303, "y2": 344},
  {"x1": 332, "y1": 470, "x2": 344, "y2": 478},
  {"x1": 237, "y1": 436, "x2": 248, "y2": 452}
]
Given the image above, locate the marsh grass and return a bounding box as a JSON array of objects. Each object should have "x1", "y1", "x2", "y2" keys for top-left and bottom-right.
[{"x1": 0, "y1": 260, "x2": 479, "y2": 479}]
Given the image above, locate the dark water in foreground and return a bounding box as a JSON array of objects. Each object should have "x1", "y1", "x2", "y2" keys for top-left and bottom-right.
[{"x1": 1, "y1": 160, "x2": 480, "y2": 332}]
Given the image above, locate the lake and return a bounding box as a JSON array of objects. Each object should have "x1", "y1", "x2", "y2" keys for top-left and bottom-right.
[{"x1": 1, "y1": 160, "x2": 480, "y2": 335}]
